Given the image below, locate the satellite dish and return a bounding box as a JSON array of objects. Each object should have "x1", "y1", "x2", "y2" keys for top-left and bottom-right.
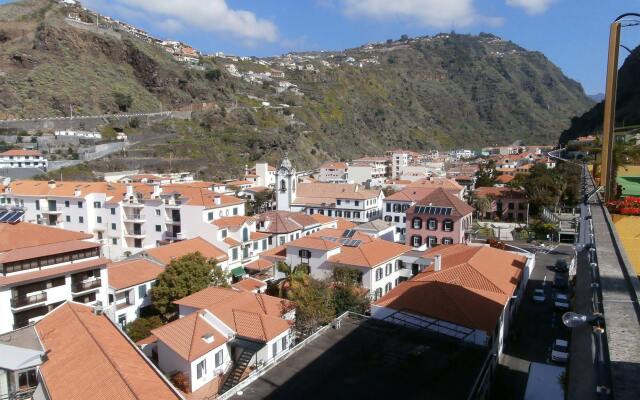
[{"x1": 562, "y1": 312, "x2": 588, "y2": 328}]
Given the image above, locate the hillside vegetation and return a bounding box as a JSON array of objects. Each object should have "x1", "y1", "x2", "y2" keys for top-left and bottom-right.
[{"x1": 0, "y1": 0, "x2": 593, "y2": 178}]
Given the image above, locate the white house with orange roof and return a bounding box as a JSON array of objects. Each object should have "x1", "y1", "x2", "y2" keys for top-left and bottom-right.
[
  {"x1": 280, "y1": 228, "x2": 426, "y2": 300},
  {"x1": 0, "y1": 150, "x2": 47, "y2": 170},
  {"x1": 107, "y1": 258, "x2": 164, "y2": 328},
  {"x1": 0, "y1": 220, "x2": 110, "y2": 334},
  {"x1": 150, "y1": 287, "x2": 294, "y2": 394},
  {"x1": 318, "y1": 161, "x2": 348, "y2": 183},
  {"x1": 255, "y1": 210, "x2": 338, "y2": 248},
  {"x1": 245, "y1": 162, "x2": 276, "y2": 188},
  {"x1": 372, "y1": 244, "x2": 533, "y2": 358}
]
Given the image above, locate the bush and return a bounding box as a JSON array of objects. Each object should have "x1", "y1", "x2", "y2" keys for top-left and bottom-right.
[
  {"x1": 205, "y1": 69, "x2": 222, "y2": 81},
  {"x1": 171, "y1": 371, "x2": 189, "y2": 393},
  {"x1": 124, "y1": 316, "x2": 163, "y2": 342}
]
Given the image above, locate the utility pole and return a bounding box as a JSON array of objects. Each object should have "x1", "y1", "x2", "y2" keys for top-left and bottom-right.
[{"x1": 600, "y1": 21, "x2": 621, "y2": 202}]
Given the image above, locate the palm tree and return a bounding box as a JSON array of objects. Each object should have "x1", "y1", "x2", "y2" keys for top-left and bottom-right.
[
  {"x1": 474, "y1": 197, "x2": 492, "y2": 220},
  {"x1": 276, "y1": 261, "x2": 309, "y2": 298}
]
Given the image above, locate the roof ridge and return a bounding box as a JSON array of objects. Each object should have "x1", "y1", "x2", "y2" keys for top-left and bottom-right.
[
  {"x1": 66, "y1": 304, "x2": 138, "y2": 397},
  {"x1": 188, "y1": 312, "x2": 201, "y2": 361},
  {"x1": 465, "y1": 254, "x2": 507, "y2": 295}
]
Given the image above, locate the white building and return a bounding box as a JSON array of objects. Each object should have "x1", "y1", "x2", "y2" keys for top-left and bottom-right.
[
  {"x1": 0, "y1": 219, "x2": 109, "y2": 334},
  {"x1": 276, "y1": 158, "x2": 383, "y2": 223},
  {"x1": 391, "y1": 150, "x2": 411, "y2": 179},
  {"x1": 149, "y1": 286, "x2": 295, "y2": 394},
  {"x1": 0, "y1": 150, "x2": 47, "y2": 170},
  {"x1": 318, "y1": 162, "x2": 348, "y2": 183}
]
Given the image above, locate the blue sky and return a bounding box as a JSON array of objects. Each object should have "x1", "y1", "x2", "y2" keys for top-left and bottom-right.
[{"x1": 6, "y1": 0, "x2": 640, "y2": 93}]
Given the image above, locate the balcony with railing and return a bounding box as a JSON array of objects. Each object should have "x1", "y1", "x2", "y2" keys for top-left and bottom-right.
[
  {"x1": 124, "y1": 229, "x2": 146, "y2": 238},
  {"x1": 123, "y1": 212, "x2": 145, "y2": 222},
  {"x1": 10, "y1": 292, "x2": 47, "y2": 310},
  {"x1": 41, "y1": 205, "x2": 63, "y2": 214},
  {"x1": 71, "y1": 278, "x2": 102, "y2": 294}
]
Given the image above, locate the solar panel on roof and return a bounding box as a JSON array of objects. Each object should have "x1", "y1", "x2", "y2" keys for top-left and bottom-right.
[
  {"x1": 321, "y1": 236, "x2": 338, "y2": 242},
  {"x1": 0, "y1": 210, "x2": 24, "y2": 224},
  {"x1": 342, "y1": 229, "x2": 356, "y2": 238},
  {"x1": 344, "y1": 239, "x2": 362, "y2": 247}
]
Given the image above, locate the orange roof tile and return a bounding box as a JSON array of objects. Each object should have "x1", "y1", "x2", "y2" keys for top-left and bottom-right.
[
  {"x1": 107, "y1": 259, "x2": 164, "y2": 290},
  {"x1": 320, "y1": 161, "x2": 348, "y2": 169},
  {"x1": 327, "y1": 239, "x2": 412, "y2": 269},
  {"x1": 212, "y1": 216, "x2": 254, "y2": 228},
  {"x1": 4, "y1": 180, "x2": 154, "y2": 204},
  {"x1": 406, "y1": 177, "x2": 463, "y2": 191},
  {"x1": 408, "y1": 188, "x2": 473, "y2": 218},
  {"x1": 495, "y1": 175, "x2": 514, "y2": 184},
  {"x1": 161, "y1": 184, "x2": 244, "y2": 208},
  {"x1": 224, "y1": 237, "x2": 241, "y2": 247},
  {"x1": 232, "y1": 277, "x2": 268, "y2": 292},
  {"x1": 335, "y1": 218, "x2": 357, "y2": 230},
  {"x1": 36, "y1": 303, "x2": 182, "y2": 400},
  {"x1": 285, "y1": 236, "x2": 342, "y2": 251},
  {"x1": 0, "y1": 257, "x2": 108, "y2": 287},
  {"x1": 0, "y1": 221, "x2": 93, "y2": 253},
  {"x1": 145, "y1": 237, "x2": 228, "y2": 265},
  {"x1": 475, "y1": 186, "x2": 526, "y2": 199},
  {"x1": 174, "y1": 287, "x2": 293, "y2": 342},
  {"x1": 151, "y1": 310, "x2": 229, "y2": 362},
  {"x1": 0, "y1": 149, "x2": 42, "y2": 156},
  {"x1": 244, "y1": 258, "x2": 274, "y2": 271},
  {"x1": 374, "y1": 244, "x2": 527, "y2": 334},
  {"x1": 250, "y1": 231, "x2": 270, "y2": 240},
  {"x1": 293, "y1": 183, "x2": 381, "y2": 205}
]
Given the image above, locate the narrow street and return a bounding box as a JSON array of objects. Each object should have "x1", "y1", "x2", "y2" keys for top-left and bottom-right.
[{"x1": 490, "y1": 243, "x2": 575, "y2": 399}]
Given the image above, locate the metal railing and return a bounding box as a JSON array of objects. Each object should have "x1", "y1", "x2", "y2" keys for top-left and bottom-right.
[
  {"x1": 10, "y1": 292, "x2": 47, "y2": 308},
  {"x1": 72, "y1": 279, "x2": 101, "y2": 293}
]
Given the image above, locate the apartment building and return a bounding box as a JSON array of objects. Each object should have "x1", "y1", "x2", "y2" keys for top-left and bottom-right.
[
  {"x1": 255, "y1": 210, "x2": 338, "y2": 247},
  {"x1": 0, "y1": 180, "x2": 246, "y2": 260},
  {"x1": 149, "y1": 287, "x2": 295, "y2": 395},
  {"x1": 405, "y1": 188, "x2": 474, "y2": 248},
  {"x1": 244, "y1": 162, "x2": 277, "y2": 188},
  {"x1": 391, "y1": 150, "x2": 411, "y2": 179},
  {"x1": 318, "y1": 162, "x2": 348, "y2": 183},
  {"x1": 0, "y1": 150, "x2": 47, "y2": 170},
  {"x1": 279, "y1": 228, "x2": 427, "y2": 300},
  {"x1": 0, "y1": 218, "x2": 109, "y2": 334},
  {"x1": 0, "y1": 302, "x2": 183, "y2": 400}
]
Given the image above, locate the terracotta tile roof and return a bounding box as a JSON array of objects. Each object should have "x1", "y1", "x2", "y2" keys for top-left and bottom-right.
[
  {"x1": 293, "y1": 183, "x2": 381, "y2": 205},
  {"x1": 374, "y1": 244, "x2": 527, "y2": 334},
  {"x1": 285, "y1": 236, "x2": 342, "y2": 251},
  {"x1": 307, "y1": 213, "x2": 336, "y2": 225},
  {"x1": 232, "y1": 277, "x2": 268, "y2": 292},
  {"x1": 108, "y1": 259, "x2": 164, "y2": 290},
  {"x1": 256, "y1": 211, "x2": 321, "y2": 234},
  {"x1": 406, "y1": 177, "x2": 463, "y2": 191},
  {"x1": 161, "y1": 184, "x2": 244, "y2": 208},
  {"x1": 212, "y1": 216, "x2": 254, "y2": 228},
  {"x1": 4, "y1": 180, "x2": 153, "y2": 204},
  {"x1": 224, "y1": 237, "x2": 241, "y2": 247},
  {"x1": 136, "y1": 334, "x2": 158, "y2": 346},
  {"x1": 385, "y1": 188, "x2": 441, "y2": 202},
  {"x1": 227, "y1": 180, "x2": 253, "y2": 186},
  {"x1": 0, "y1": 239, "x2": 99, "y2": 264},
  {"x1": 151, "y1": 310, "x2": 229, "y2": 362},
  {"x1": 0, "y1": 149, "x2": 42, "y2": 156},
  {"x1": 36, "y1": 302, "x2": 181, "y2": 400},
  {"x1": 250, "y1": 231, "x2": 270, "y2": 240},
  {"x1": 244, "y1": 258, "x2": 274, "y2": 271},
  {"x1": 495, "y1": 175, "x2": 514, "y2": 184},
  {"x1": 320, "y1": 161, "x2": 348, "y2": 169},
  {"x1": 408, "y1": 188, "x2": 474, "y2": 218},
  {"x1": 475, "y1": 187, "x2": 526, "y2": 199},
  {"x1": 259, "y1": 245, "x2": 286, "y2": 260},
  {"x1": 0, "y1": 221, "x2": 93, "y2": 253},
  {"x1": 174, "y1": 287, "x2": 293, "y2": 342},
  {"x1": 327, "y1": 238, "x2": 412, "y2": 269},
  {"x1": 335, "y1": 218, "x2": 357, "y2": 230},
  {"x1": 145, "y1": 237, "x2": 228, "y2": 265},
  {"x1": 0, "y1": 257, "x2": 109, "y2": 287}
]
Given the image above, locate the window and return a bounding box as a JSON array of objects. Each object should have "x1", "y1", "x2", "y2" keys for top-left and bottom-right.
[
  {"x1": 443, "y1": 219, "x2": 453, "y2": 232},
  {"x1": 118, "y1": 314, "x2": 126, "y2": 328},
  {"x1": 394, "y1": 216, "x2": 399, "y2": 223},
  {"x1": 268, "y1": 236, "x2": 273, "y2": 245},
  {"x1": 138, "y1": 284, "x2": 147, "y2": 298},
  {"x1": 196, "y1": 359, "x2": 207, "y2": 379},
  {"x1": 93, "y1": 201, "x2": 101, "y2": 208},
  {"x1": 386, "y1": 203, "x2": 391, "y2": 212},
  {"x1": 337, "y1": 199, "x2": 341, "y2": 205},
  {"x1": 155, "y1": 225, "x2": 161, "y2": 232},
  {"x1": 355, "y1": 200, "x2": 359, "y2": 206},
  {"x1": 17, "y1": 369, "x2": 37, "y2": 390},
  {"x1": 354, "y1": 211, "x2": 360, "y2": 219},
  {"x1": 385, "y1": 282, "x2": 392, "y2": 294},
  {"x1": 35, "y1": 201, "x2": 40, "y2": 211},
  {"x1": 221, "y1": 229, "x2": 227, "y2": 238},
  {"x1": 299, "y1": 249, "x2": 312, "y2": 259},
  {"x1": 412, "y1": 218, "x2": 422, "y2": 229},
  {"x1": 385, "y1": 263, "x2": 392, "y2": 276},
  {"x1": 65, "y1": 201, "x2": 70, "y2": 208},
  {"x1": 208, "y1": 212, "x2": 214, "y2": 220},
  {"x1": 66, "y1": 215, "x2": 71, "y2": 222},
  {"x1": 78, "y1": 201, "x2": 83, "y2": 208},
  {"x1": 395, "y1": 260, "x2": 403, "y2": 271},
  {"x1": 281, "y1": 336, "x2": 287, "y2": 351},
  {"x1": 232, "y1": 248, "x2": 238, "y2": 261},
  {"x1": 155, "y1": 209, "x2": 161, "y2": 216},
  {"x1": 97, "y1": 232, "x2": 103, "y2": 240},
  {"x1": 442, "y1": 237, "x2": 454, "y2": 245},
  {"x1": 97, "y1": 216, "x2": 102, "y2": 223},
  {"x1": 508, "y1": 202, "x2": 515, "y2": 210},
  {"x1": 374, "y1": 288, "x2": 382, "y2": 300},
  {"x1": 273, "y1": 342, "x2": 278, "y2": 357},
  {"x1": 428, "y1": 236, "x2": 438, "y2": 247},
  {"x1": 375, "y1": 268, "x2": 383, "y2": 281},
  {"x1": 233, "y1": 207, "x2": 238, "y2": 216},
  {"x1": 112, "y1": 238, "x2": 117, "y2": 245},
  {"x1": 428, "y1": 219, "x2": 437, "y2": 230},
  {"x1": 79, "y1": 216, "x2": 84, "y2": 223},
  {"x1": 411, "y1": 235, "x2": 422, "y2": 247},
  {"x1": 262, "y1": 239, "x2": 267, "y2": 250},
  {"x1": 134, "y1": 238, "x2": 142, "y2": 248},
  {"x1": 111, "y1": 223, "x2": 116, "y2": 230},
  {"x1": 253, "y1": 241, "x2": 258, "y2": 250},
  {"x1": 242, "y1": 228, "x2": 249, "y2": 242},
  {"x1": 279, "y1": 236, "x2": 285, "y2": 245},
  {"x1": 110, "y1": 208, "x2": 116, "y2": 215},
  {"x1": 215, "y1": 349, "x2": 224, "y2": 367}
]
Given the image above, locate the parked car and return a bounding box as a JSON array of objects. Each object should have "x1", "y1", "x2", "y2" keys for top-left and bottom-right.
[
  {"x1": 551, "y1": 259, "x2": 569, "y2": 273},
  {"x1": 554, "y1": 293, "x2": 570, "y2": 311},
  {"x1": 554, "y1": 275, "x2": 569, "y2": 289},
  {"x1": 532, "y1": 288, "x2": 546, "y2": 303},
  {"x1": 551, "y1": 339, "x2": 569, "y2": 363}
]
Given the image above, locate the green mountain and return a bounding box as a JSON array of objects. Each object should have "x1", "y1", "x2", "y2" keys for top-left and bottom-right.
[
  {"x1": 560, "y1": 45, "x2": 640, "y2": 144},
  {"x1": 0, "y1": 0, "x2": 594, "y2": 178}
]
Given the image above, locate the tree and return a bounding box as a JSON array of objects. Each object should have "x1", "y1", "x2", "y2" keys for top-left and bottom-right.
[
  {"x1": 248, "y1": 189, "x2": 274, "y2": 215},
  {"x1": 205, "y1": 68, "x2": 222, "y2": 81},
  {"x1": 331, "y1": 268, "x2": 369, "y2": 316},
  {"x1": 114, "y1": 92, "x2": 133, "y2": 112},
  {"x1": 475, "y1": 160, "x2": 498, "y2": 187},
  {"x1": 473, "y1": 196, "x2": 492, "y2": 220},
  {"x1": 124, "y1": 316, "x2": 163, "y2": 342},
  {"x1": 275, "y1": 261, "x2": 309, "y2": 298},
  {"x1": 287, "y1": 277, "x2": 334, "y2": 337},
  {"x1": 151, "y1": 252, "x2": 228, "y2": 316}
]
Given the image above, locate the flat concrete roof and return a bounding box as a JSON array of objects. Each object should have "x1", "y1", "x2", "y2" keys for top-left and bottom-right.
[{"x1": 234, "y1": 316, "x2": 488, "y2": 400}]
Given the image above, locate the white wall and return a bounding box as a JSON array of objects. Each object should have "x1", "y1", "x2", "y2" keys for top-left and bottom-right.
[{"x1": 189, "y1": 343, "x2": 231, "y2": 392}]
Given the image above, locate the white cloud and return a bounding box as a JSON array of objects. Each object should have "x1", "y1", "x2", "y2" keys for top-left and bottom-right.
[
  {"x1": 341, "y1": 0, "x2": 498, "y2": 28},
  {"x1": 89, "y1": 0, "x2": 278, "y2": 42},
  {"x1": 506, "y1": 0, "x2": 555, "y2": 15}
]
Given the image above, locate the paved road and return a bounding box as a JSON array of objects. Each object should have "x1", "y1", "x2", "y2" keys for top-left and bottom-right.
[{"x1": 490, "y1": 243, "x2": 575, "y2": 399}]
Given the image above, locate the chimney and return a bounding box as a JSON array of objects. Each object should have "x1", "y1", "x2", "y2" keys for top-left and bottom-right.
[
  {"x1": 152, "y1": 184, "x2": 162, "y2": 198},
  {"x1": 74, "y1": 187, "x2": 81, "y2": 197},
  {"x1": 434, "y1": 254, "x2": 442, "y2": 272},
  {"x1": 202, "y1": 333, "x2": 215, "y2": 344},
  {"x1": 214, "y1": 195, "x2": 221, "y2": 205},
  {"x1": 126, "y1": 184, "x2": 134, "y2": 197},
  {"x1": 48, "y1": 180, "x2": 56, "y2": 190},
  {"x1": 92, "y1": 301, "x2": 104, "y2": 315},
  {"x1": 2, "y1": 177, "x2": 11, "y2": 187}
]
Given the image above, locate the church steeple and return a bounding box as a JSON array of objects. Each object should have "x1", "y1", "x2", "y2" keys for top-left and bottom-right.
[{"x1": 276, "y1": 155, "x2": 296, "y2": 211}]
